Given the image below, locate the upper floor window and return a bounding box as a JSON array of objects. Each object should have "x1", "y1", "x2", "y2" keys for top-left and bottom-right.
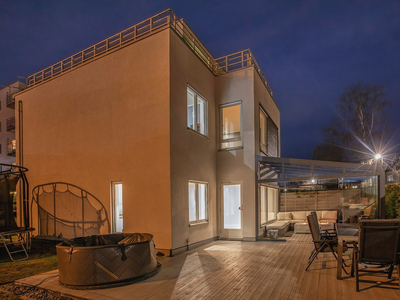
[
  {"x1": 188, "y1": 181, "x2": 208, "y2": 224},
  {"x1": 220, "y1": 101, "x2": 242, "y2": 150},
  {"x1": 259, "y1": 106, "x2": 279, "y2": 157},
  {"x1": 187, "y1": 86, "x2": 207, "y2": 136}
]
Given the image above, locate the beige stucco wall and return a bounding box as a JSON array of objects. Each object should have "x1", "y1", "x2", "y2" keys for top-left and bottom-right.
[
  {"x1": 0, "y1": 81, "x2": 25, "y2": 165},
  {"x1": 253, "y1": 69, "x2": 280, "y2": 157},
  {"x1": 216, "y1": 67, "x2": 257, "y2": 240},
  {"x1": 169, "y1": 30, "x2": 218, "y2": 251},
  {"x1": 253, "y1": 69, "x2": 281, "y2": 235},
  {"x1": 15, "y1": 29, "x2": 172, "y2": 250}
]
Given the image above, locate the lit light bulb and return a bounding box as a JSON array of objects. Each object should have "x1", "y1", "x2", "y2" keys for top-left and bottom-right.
[{"x1": 375, "y1": 154, "x2": 382, "y2": 160}]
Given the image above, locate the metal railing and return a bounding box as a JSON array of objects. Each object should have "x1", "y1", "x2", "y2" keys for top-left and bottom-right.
[
  {"x1": 25, "y1": 9, "x2": 273, "y2": 98},
  {"x1": 7, "y1": 140, "x2": 16, "y2": 156},
  {"x1": 6, "y1": 93, "x2": 14, "y2": 107},
  {"x1": 215, "y1": 50, "x2": 273, "y2": 97},
  {"x1": 6, "y1": 117, "x2": 15, "y2": 131}
]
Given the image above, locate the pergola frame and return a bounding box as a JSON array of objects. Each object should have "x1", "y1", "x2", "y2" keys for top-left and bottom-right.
[{"x1": 255, "y1": 156, "x2": 386, "y2": 240}]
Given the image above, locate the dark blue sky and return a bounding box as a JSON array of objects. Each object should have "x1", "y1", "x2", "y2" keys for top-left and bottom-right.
[{"x1": 1, "y1": 1, "x2": 399, "y2": 159}]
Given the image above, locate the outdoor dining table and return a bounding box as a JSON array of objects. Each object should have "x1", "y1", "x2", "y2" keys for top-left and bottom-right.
[{"x1": 336, "y1": 224, "x2": 359, "y2": 279}]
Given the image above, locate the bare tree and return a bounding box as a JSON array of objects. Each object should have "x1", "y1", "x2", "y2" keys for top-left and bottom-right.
[{"x1": 312, "y1": 83, "x2": 391, "y2": 162}]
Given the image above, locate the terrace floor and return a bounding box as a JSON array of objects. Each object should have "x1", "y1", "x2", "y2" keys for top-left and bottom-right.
[{"x1": 16, "y1": 234, "x2": 400, "y2": 299}]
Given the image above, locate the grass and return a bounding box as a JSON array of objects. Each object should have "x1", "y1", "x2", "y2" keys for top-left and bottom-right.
[
  {"x1": 0, "y1": 238, "x2": 59, "y2": 285},
  {"x1": 0, "y1": 255, "x2": 58, "y2": 284}
]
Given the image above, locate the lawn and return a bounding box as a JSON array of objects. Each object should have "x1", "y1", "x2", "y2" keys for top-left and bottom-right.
[{"x1": 0, "y1": 238, "x2": 59, "y2": 285}]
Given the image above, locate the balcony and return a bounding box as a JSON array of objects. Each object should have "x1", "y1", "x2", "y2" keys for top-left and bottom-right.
[
  {"x1": 6, "y1": 93, "x2": 15, "y2": 109},
  {"x1": 6, "y1": 117, "x2": 15, "y2": 132},
  {"x1": 7, "y1": 140, "x2": 16, "y2": 157}
]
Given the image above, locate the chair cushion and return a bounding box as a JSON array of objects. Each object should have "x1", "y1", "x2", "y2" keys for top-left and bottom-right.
[
  {"x1": 322, "y1": 210, "x2": 337, "y2": 220},
  {"x1": 292, "y1": 211, "x2": 306, "y2": 221},
  {"x1": 307, "y1": 211, "x2": 322, "y2": 219},
  {"x1": 277, "y1": 212, "x2": 292, "y2": 221},
  {"x1": 291, "y1": 219, "x2": 307, "y2": 224},
  {"x1": 267, "y1": 220, "x2": 290, "y2": 229},
  {"x1": 319, "y1": 219, "x2": 336, "y2": 224}
]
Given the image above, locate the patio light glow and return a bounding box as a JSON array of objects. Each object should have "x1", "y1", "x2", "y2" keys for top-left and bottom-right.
[{"x1": 374, "y1": 153, "x2": 382, "y2": 160}]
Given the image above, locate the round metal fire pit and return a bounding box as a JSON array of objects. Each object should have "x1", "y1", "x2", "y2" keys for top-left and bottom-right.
[{"x1": 56, "y1": 233, "x2": 158, "y2": 289}]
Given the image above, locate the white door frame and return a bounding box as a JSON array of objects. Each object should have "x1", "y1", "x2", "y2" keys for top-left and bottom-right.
[
  {"x1": 220, "y1": 181, "x2": 243, "y2": 239},
  {"x1": 110, "y1": 181, "x2": 123, "y2": 233}
]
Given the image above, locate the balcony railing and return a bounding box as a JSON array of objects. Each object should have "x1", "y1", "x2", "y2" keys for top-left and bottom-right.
[
  {"x1": 215, "y1": 50, "x2": 273, "y2": 97},
  {"x1": 25, "y1": 9, "x2": 273, "y2": 98},
  {"x1": 6, "y1": 117, "x2": 15, "y2": 132},
  {"x1": 7, "y1": 140, "x2": 16, "y2": 157},
  {"x1": 6, "y1": 93, "x2": 15, "y2": 108}
]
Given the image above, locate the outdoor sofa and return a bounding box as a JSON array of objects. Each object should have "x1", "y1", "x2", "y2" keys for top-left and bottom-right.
[{"x1": 265, "y1": 210, "x2": 338, "y2": 236}]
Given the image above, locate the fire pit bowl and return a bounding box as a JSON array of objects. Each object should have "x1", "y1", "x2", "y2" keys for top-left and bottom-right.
[{"x1": 56, "y1": 233, "x2": 158, "y2": 289}]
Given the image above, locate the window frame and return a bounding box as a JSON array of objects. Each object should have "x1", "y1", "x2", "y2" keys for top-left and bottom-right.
[
  {"x1": 259, "y1": 106, "x2": 268, "y2": 155},
  {"x1": 188, "y1": 180, "x2": 209, "y2": 225},
  {"x1": 219, "y1": 101, "x2": 243, "y2": 150},
  {"x1": 260, "y1": 185, "x2": 279, "y2": 227},
  {"x1": 259, "y1": 105, "x2": 279, "y2": 157},
  {"x1": 187, "y1": 85, "x2": 208, "y2": 137}
]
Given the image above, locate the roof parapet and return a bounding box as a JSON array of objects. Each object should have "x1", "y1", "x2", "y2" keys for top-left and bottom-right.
[{"x1": 25, "y1": 9, "x2": 273, "y2": 98}]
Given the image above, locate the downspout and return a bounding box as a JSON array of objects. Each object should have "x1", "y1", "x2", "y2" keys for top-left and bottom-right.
[
  {"x1": 18, "y1": 100, "x2": 24, "y2": 226},
  {"x1": 255, "y1": 156, "x2": 259, "y2": 241}
]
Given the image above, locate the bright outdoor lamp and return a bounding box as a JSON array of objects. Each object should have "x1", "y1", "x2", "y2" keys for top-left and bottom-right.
[{"x1": 374, "y1": 153, "x2": 382, "y2": 160}]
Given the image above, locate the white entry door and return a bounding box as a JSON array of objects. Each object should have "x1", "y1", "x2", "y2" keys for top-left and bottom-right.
[
  {"x1": 111, "y1": 181, "x2": 123, "y2": 233},
  {"x1": 221, "y1": 183, "x2": 243, "y2": 239}
]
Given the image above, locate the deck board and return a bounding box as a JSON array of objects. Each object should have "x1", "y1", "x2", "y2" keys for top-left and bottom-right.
[{"x1": 15, "y1": 234, "x2": 400, "y2": 299}]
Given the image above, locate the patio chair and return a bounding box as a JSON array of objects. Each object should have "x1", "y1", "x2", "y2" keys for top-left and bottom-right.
[
  {"x1": 310, "y1": 211, "x2": 337, "y2": 239},
  {"x1": 352, "y1": 219, "x2": 400, "y2": 292},
  {"x1": 305, "y1": 213, "x2": 349, "y2": 273}
]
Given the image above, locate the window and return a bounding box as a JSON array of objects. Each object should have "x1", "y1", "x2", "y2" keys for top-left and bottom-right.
[
  {"x1": 220, "y1": 101, "x2": 242, "y2": 149},
  {"x1": 188, "y1": 181, "x2": 208, "y2": 224},
  {"x1": 259, "y1": 106, "x2": 279, "y2": 157},
  {"x1": 260, "y1": 109, "x2": 267, "y2": 154},
  {"x1": 187, "y1": 86, "x2": 207, "y2": 136},
  {"x1": 260, "y1": 185, "x2": 278, "y2": 225}
]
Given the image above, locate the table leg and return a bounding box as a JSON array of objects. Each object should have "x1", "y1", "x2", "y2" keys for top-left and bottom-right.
[{"x1": 337, "y1": 241, "x2": 343, "y2": 279}]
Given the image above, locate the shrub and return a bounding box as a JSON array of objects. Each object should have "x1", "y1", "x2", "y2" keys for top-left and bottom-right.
[{"x1": 385, "y1": 184, "x2": 400, "y2": 219}]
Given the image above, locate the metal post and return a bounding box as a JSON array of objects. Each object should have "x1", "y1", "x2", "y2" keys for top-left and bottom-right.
[
  {"x1": 53, "y1": 183, "x2": 56, "y2": 236},
  {"x1": 82, "y1": 190, "x2": 85, "y2": 237}
]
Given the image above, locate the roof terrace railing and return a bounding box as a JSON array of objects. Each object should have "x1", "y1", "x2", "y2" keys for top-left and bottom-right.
[
  {"x1": 26, "y1": 9, "x2": 273, "y2": 98},
  {"x1": 215, "y1": 50, "x2": 273, "y2": 97}
]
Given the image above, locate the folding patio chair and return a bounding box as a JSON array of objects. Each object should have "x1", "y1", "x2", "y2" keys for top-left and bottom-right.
[
  {"x1": 305, "y1": 213, "x2": 349, "y2": 273},
  {"x1": 352, "y1": 219, "x2": 400, "y2": 292},
  {"x1": 310, "y1": 211, "x2": 337, "y2": 239}
]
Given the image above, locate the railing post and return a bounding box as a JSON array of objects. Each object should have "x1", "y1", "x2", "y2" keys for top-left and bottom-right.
[
  {"x1": 225, "y1": 56, "x2": 228, "y2": 72},
  {"x1": 242, "y1": 51, "x2": 244, "y2": 68},
  {"x1": 150, "y1": 17, "x2": 153, "y2": 32},
  {"x1": 120, "y1": 32, "x2": 123, "y2": 43}
]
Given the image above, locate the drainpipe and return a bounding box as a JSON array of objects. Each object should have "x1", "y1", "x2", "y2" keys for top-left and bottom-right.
[{"x1": 18, "y1": 100, "x2": 23, "y2": 226}]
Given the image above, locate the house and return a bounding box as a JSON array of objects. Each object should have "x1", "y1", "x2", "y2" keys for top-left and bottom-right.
[
  {"x1": 12, "y1": 10, "x2": 280, "y2": 255},
  {"x1": 0, "y1": 81, "x2": 25, "y2": 165}
]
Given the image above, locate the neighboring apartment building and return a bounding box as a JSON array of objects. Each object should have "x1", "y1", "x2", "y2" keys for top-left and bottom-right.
[
  {"x1": 13, "y1": 10, "x2": 280, "y2": 255},
  {"x1": 0, "y1": 81, "x2": 26, "y2": 165}
]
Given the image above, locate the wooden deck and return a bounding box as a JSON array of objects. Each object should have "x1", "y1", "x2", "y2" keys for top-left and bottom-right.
[{"x1": 17, "y1": 234, "x2": 400, "y2": 299}]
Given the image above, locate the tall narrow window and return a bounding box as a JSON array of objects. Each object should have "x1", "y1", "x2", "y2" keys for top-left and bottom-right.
[
  {"x1": 188, "y1": 181, "x2": 208, "y2": 224},
  {"x1": 111, "y1": 181, "x2": 123, "y2": 233},
  {"x1": 187, "y1": 86, "x2": 207, "y2": 136},
  {"x1": 260, "y1": 109, "x2": 267, "y2": 154},
  {"x1": 260, "y1": 185, "x2": 278, "y2": 225},
  {"x1": 259, "y1": 106, "x2": 279, "y2": 157},
  {"x1": 220, "y1": 101, "x2": 242, "y2": 149}
]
